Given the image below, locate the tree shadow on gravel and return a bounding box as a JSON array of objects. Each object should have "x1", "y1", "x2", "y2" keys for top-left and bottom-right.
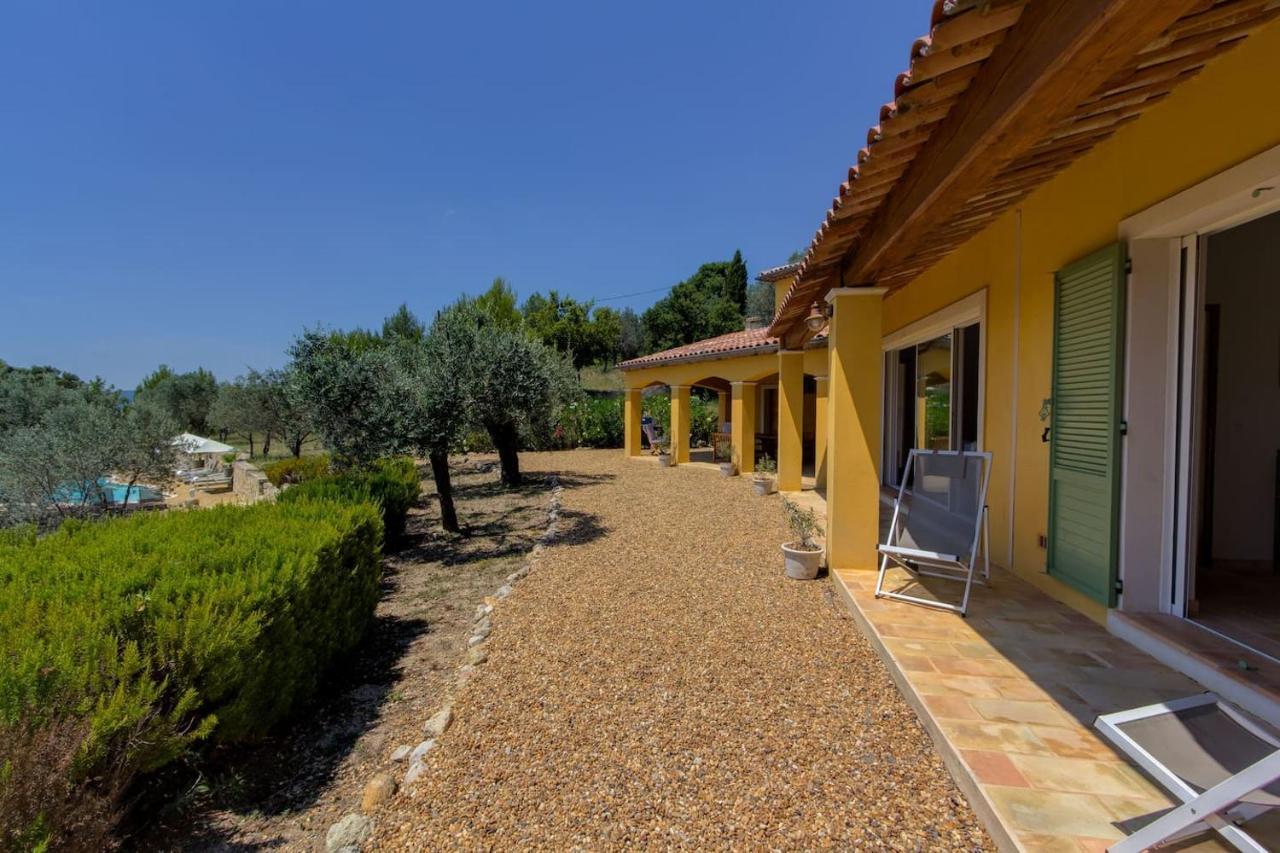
[
  {"x1": 550, "y1": 506, "x2": 608, "y2": 548},
  {"x1": 133, "y1": 455, "x2": 605, "y2": 850}
]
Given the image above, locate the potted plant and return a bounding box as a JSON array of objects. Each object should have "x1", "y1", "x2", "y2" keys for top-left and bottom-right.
[
  {"x1": 752, "y1": 454, "x2": 777, "y2": 496},
  {"x1": 715, "y1": 435, "x2": 735, "y2": 477},
  {"x1": 654, "y1": 436, "x2": 673, "y2": 467},
  {"x1": 780, "y1": 498, "x2": 824, "y2": 580}
]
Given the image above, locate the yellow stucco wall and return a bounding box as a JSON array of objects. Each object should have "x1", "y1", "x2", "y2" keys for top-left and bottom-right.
[
  {"x1": 774, "y1": 279, "x2": 791, "y2": 315},
  {"x1": 877, "y1": 19, "x2": 1280, "y2": 615}
]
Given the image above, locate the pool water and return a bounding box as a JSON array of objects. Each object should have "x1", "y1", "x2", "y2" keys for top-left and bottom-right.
[{"x1": 58, "y1": 478, "x2": 164, "y2": 505}]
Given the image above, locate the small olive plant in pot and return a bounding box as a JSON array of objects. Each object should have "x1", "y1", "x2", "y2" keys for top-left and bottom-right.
[
  {"x1": 715, "y1": 435, "x2": 735, "y2": 477},
  {"x1": 780, "y1": 498, "x2": 824, "y2": 580},
  {"x1": 654, "y1": 436, "x2": 673, "y2": 467},
  {"x1": 752, "y1": 453, "x2": 778, "y2": 496}
]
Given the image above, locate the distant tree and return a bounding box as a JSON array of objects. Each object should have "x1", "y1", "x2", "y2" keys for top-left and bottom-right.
[
  {"x1": 473, "y1": 278, "x2": 523, "y2": 330},
  {"x1": 209, "y1": 370, "x2": 294, "y2": 458},
  {"x1": 136, "y1": 366, "x2": 218, "y2": 434},
  {"x1": 522, "y1": 291, "x2": 594, "y2": 369},
  {"x1": 110, "y1": 399, "x2": 180, "y2": 509},
  {"x1": 787, "y1": 248, "x2": 806, "y2": 263},
  {"x1": 381, "y1": 303, "x2": 426, "y2": 343},
  {"x1": 617, "y1": 308, "x2": 644, "y2": 362},
  {"x1": 590, "y1": 306, "x2": 624, "y2": 366},
  {"x1": 724, "y1": 249, "x2": 749, "y2": 312},
  {"x1": 641, "y1": 281, "x2": 741, "y2": 353},
  {"x1": 0, "y1": 398, "x2": 116, "y2": 523},
  {"x1": 0, "y1": 362, "x2": 119, "y2": 440},
  {"x1": 268, "y1": 368, "x2": 315, "y2": 458},
  {"x1": 638, "y1": 255, "x2": 750, "y2": 353},
  {"x1": 0, "y1": 396, "x2": 177, "y2": 525},
  {"x1": 745, "y1": 280, "x2": 776, "y2": 324}
]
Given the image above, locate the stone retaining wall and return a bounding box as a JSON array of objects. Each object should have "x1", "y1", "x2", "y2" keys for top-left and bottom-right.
[{"x1": 232, "y1": 460, "x2": 279, "y2": 505}]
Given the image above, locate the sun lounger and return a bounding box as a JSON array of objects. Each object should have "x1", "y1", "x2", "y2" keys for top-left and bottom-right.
[
  {"x1": 875, "y1": 449, "x2": 992, "y2": 616},
  {"x1": 1095, "y1": 692, "x2": 1280, "y2": 852}
]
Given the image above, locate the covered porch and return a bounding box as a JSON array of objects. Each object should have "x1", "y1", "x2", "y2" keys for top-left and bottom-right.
[{"x1": 619, "y1": 328, "x2": 832, "y2": 493}]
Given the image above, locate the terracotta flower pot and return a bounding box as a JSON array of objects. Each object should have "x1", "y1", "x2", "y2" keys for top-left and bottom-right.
[{"x1": 781, "y1": 542, "x2": 822, "y2": 580}]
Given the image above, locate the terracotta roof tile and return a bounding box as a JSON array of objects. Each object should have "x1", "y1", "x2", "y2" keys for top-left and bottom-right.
[
  {"x1": 618, "y1": 325, "x2": 829, "y2": 371},
  {"x1": 618, "y1": 328, "x2": 778, "y2": 370},
  {"x1": 769, "y1": 0, "x2": 1280, "y2": 337}
]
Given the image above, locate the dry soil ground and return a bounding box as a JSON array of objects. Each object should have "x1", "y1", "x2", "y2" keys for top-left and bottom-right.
[{"x1": 136, "y1": 455, "x2": 552, "y2": 851}]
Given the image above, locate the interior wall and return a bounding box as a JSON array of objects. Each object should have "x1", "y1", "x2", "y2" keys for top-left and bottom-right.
[{"x1": 1205, "y1": 212, "x2": 1280, "y2": 562}]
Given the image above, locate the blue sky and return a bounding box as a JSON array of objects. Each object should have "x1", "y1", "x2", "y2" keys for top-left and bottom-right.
[{"x1": 1, "y1": 1, "x2": 929, "y2": 388}]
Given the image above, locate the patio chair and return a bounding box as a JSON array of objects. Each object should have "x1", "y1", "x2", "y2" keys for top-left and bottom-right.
[
  {"x1": 1095, "y1": 692, "x2": 1280, "y2": 853},
  {"x1": 875, "y1": 449, "x2": 991, "y2": 617},
  {"x1": 641, "y1": 418, "x2": 658, "y2": 452}
]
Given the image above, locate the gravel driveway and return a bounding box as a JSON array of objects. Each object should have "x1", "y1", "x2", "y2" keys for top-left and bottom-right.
[{"x1": 375, "y1": 449, "x2": 991, "y2": 850}]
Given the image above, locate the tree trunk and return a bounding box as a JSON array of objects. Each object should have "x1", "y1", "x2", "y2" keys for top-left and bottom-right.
[
  {"x1": 261, "y1": 431, "x2": 272, "y2": 458},
  {"x1": 486, "y1": 421, "x2": 522, "y2": 487},
  {"x1": 429, "y1": 449, "x2": 460, "y2": 534},
  {"x1": 247, "y1": 432, "x2": 255, "y2": 458},
  {"x1": 290, "y1": 435, "x2": 305, "y2": 458}
]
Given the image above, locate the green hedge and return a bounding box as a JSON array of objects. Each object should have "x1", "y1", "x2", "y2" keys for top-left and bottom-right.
[
  {"x1": 0, "y1": 497, "x2": 383, "y2": 848},
  {"x1": 279, "y1": 456, "x2": 420, "y2": 544},
  {"x1": 554, "y1": 396, "x2": 624, "y2": 448},
  {"x1": 262, "y1": 453, "x2": 331, "y2": 486}
]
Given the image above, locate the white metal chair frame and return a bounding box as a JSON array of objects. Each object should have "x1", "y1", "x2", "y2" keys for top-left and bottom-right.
[
  {"x1": 874, "y1": 448, "x2": 992, "y2": 617},
  {"x1": 1095, "y1": 692, "x2": 1280, "y2": 853}
]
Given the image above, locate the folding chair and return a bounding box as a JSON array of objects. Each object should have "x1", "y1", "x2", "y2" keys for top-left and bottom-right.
[
  {"x1": 641, "y1": 420, "x2": 658, "y2": 452},
  {"x1": 1095, "y1": 693, "x2": 1280, "y2": 852},
  {"x1": 875, "y1": 449, "x2": 991, "y2": 617}
]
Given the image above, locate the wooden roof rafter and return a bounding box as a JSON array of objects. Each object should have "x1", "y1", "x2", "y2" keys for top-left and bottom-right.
[{"x1": 770, "y1": 0, "x2": 1280, "y2": 341}]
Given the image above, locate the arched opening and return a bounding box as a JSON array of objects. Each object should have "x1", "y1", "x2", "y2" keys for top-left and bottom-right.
[{"x1": 685, "y1": 376, "x2": 731, "y2": 465}]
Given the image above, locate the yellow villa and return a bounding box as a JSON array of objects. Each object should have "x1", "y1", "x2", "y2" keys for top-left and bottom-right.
[{"x1": 621, "y1": 2, "x2": 1280, "y2": 847}]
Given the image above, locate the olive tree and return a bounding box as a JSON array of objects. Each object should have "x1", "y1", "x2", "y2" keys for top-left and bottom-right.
[
  {"x1": 396, "y1": 309, "x2": 476, "y2": 532},
  {"x1": 109, "y1": 399, "x2": 180, "y2": 508},
  {"x1": 286, "y1": 330, "x2": 406, "y2": 468},
  {"x1": 288, "y1": 311, "x2": 469, "y2": 533},
  {"x1": 0, "y1": 397, "x2": 177, "y2": 526}
]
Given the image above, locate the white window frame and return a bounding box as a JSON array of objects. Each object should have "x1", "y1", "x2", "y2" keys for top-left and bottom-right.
[{"x1": 880, "y1": 290, "x2": 988, "y2": 485}]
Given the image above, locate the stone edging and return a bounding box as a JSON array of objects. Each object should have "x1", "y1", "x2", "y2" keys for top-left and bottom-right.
[{"x1": 329, "y1": 474, "x2": 564, "y2": 851}]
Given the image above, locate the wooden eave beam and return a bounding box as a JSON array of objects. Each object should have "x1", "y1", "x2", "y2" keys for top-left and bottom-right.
[{"x1": 843, "y1": 0, "x2": 1204, "y2": 286}]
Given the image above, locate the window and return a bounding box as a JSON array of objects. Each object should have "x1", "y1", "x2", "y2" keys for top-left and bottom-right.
[{"x1": 883, "y1": 320, "x2": 982, "y2": 485}]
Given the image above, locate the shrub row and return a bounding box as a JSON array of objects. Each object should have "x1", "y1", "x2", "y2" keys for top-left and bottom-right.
[
  {"x1": 262, "y1": 453, "x2": 331, "y2": 486},
  {"x1": 538, "y1": 393, "x2": 723, "y2": 451},
  {"x1": 0, "y1": 497, "x2": 384, "y2": 849},
  {"x1": 279, "y1": 456, "x2": 420, "y2": 544},
  {"x1": 553, "y1": 396, "x2": 625, "y2": 448}
]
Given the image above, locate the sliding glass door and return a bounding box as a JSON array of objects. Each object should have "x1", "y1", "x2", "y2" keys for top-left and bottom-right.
[{"x1": 883, "y1": 322, "x2": 981, "y2": 486}]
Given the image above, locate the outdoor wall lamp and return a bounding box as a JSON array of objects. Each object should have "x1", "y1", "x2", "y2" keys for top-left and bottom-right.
[{"x1": 804, "y1": 301, "x2": 826, "y2": 331}]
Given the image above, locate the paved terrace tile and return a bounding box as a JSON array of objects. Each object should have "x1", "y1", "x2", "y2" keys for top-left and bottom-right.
[{"x1": 835, "y1": 565, "x2": 1280, "y2": 852}]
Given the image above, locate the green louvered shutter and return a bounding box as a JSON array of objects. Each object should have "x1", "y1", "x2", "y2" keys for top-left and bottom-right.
[{"x1": 1048, "y1": 242, "x2": 1127, "y2": 606}]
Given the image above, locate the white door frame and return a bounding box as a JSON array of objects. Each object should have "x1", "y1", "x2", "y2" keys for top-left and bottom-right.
[{"x1": 1119, "y1": 142, "x2": 1280, "y2": 615}]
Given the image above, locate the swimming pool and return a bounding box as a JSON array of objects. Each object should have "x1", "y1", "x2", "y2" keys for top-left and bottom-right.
[{"x1": 57, "y1": 478, "x2": 165, "y2": 506}]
